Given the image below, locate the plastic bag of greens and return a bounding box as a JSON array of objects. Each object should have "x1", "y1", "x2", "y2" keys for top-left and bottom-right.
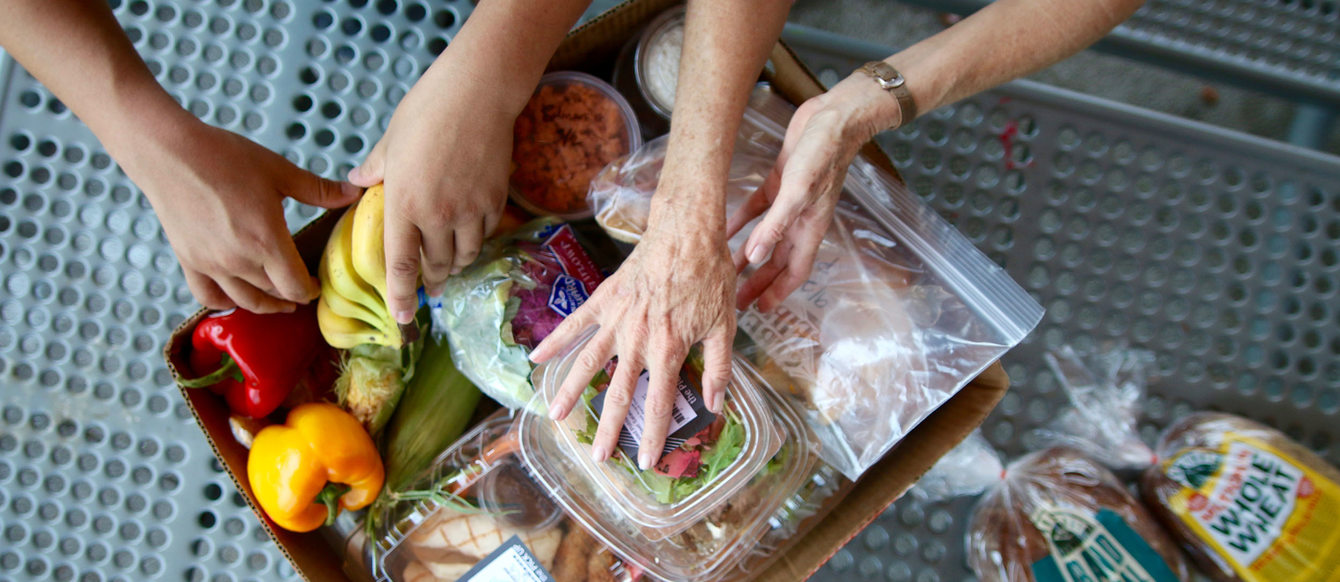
[
  {"x1": 430, "y1": 218, "x2": 605, "y2": 410},
  {"x1": 587, "y1": 87, "x2": 1043, "y2": 480}
]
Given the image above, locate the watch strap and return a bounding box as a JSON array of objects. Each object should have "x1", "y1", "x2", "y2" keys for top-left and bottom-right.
[{"x1": 859, "y1": 61, "x2": 918, "y2": 126}]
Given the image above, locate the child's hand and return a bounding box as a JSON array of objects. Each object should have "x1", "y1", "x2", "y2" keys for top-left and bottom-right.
[{"x1": 348, "y1": 81, "x2": 512, "y2": 324}]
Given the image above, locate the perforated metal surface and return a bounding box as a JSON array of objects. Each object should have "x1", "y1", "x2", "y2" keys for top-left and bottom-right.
[
  {"x1": 896, "y1": 0, "x2": 1340, "y2": 105},
  {"x1": 788, "y1": 29, "x2": 1340, "y2": 582},
  {"x1": 0, "y1": 1, "x2": 468, "y2": 580}
]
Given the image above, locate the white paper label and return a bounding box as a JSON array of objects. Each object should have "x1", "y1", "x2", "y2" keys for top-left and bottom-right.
[{"x1": 460, "y1": 536, "x2": 554, "y2": 582}]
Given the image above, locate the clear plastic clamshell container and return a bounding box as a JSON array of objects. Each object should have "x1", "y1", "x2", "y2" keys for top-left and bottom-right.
[
  {"x1": 361, "y1": 414, "x2": 568, "y2": 582},
  {"x1": 520, "y1": 355, "x2": 811, "y2": 581},
  {"x1": 526, "y1": 331, "x2": 782, "y2": 541}
]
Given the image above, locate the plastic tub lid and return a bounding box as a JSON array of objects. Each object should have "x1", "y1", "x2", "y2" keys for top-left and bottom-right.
[
  {"x1": 633, "y1": 5, "x2": 686, "y2": 120},
  {"x1": 519, "y1": 358, "x2": 815, "y2": 581},
  {"x1": 525, "y1": 329, "x2": 782, "y2": 541},
  {"x1": 510, "y1": 71, "x2": 642, "y2": 221}
]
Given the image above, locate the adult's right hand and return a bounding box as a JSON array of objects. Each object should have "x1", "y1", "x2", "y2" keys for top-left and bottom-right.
[{"x1": 118, "y1": 118, "x2": 361, "y2": 313}]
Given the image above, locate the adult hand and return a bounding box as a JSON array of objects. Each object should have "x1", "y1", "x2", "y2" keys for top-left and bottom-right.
[
  {"x1": 728, "y1": 77, "x2": 895, "y2": 312},
  {"x1": 531, "y1": 205, "x2": 737, "y2": 472},
  {"x1": 348, "y1": 80, "x2": 510, "y2": 324},
  {"x1": 120, "y1": 118, "x2": 360, "y2": 313}
]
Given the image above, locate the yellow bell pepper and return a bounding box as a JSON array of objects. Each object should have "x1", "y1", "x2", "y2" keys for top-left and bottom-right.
[{"x1": 247, "y1": 403, "x2": 385, "y2": 532}]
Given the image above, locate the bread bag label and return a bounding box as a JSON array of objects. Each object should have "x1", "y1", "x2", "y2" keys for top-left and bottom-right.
[
  {"x1": 1162, "y1": 433, "x2": 1340, "y2": 581},
  {"x1": 1029, "y1": 506, "x2": 1179, "y2": 582}
]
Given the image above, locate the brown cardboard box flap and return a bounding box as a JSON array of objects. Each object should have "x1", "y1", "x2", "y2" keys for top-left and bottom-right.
[{"x1": 162, "y1": 3, "x2": 1012, "y2": 581}]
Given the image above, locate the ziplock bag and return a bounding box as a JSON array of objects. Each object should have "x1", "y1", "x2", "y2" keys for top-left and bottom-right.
[
  {"x1": 430, "y1": 219, "x2": 606, "y2": 410},
  {"x1": 587, "y1": 87, "x2": 1043, "y2": 479}
]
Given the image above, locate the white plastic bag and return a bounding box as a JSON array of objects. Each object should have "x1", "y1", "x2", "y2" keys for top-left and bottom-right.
[{"x1": 587, "y1": 87, "x2": 1043, "y2": 479}]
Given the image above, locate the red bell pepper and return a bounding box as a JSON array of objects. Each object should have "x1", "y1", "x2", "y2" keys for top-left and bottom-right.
[{"x1": 182, "y1": 305, "x2": 325, "y2": 418}]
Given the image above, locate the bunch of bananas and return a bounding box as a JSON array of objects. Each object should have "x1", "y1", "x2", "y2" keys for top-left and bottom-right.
[{"x1": 316, "y1": 185, "x2": 405, "y2": 350}]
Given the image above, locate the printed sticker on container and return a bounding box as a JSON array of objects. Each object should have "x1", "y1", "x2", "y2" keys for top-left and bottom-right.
[
  {"x1": 590, "y1": 368, "x2": 716, "y2": 461},
  {"x1": 1028, "y1": 505, "x2": 1179, "y2": 582},
  {"x1": 1161, "y1": 433, "x2": 1340, "y2": 581}
]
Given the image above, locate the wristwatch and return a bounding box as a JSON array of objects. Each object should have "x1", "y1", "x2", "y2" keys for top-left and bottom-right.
[{"x1": 858, "y1": 61, "x2": 917, "y2": 125}]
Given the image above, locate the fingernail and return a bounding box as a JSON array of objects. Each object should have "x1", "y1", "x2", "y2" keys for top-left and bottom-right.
[
  {"x1": 346, "y1": 166, "x2": 362, "y2": 182},
  {"x1": 548, "y1": 405, "x2": 563, "y2": 420},
  {"x1": 747, "y1": 244, "x2": 768, "y2": 264},
  {"x1": 395, "y1": 310, "x2": 413, "y2": 324},
  {"x1": 638, "y1": 451, "x2": 653, "y2": 471},
  {"x1": 710, "y1": 392, "x2": 724, "y2": 414},
  {"x1": 591, "y1": 445, "x2": 608, "y2": 463}
]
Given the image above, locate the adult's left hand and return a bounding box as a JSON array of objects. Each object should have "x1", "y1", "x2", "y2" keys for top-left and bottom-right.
[{"x1": 531, "y1": 200, "x2": 737, "y2": 472}]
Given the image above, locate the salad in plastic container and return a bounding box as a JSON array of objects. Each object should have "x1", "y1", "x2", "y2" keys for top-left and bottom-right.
[
  {"x1": 518, "y1": 358, "x2": 815, "y2": 581},
  {"x1": 344, "y1": 414, "x2": 637, "y2": 582},
  {"x1": 526, "y1": 329, "x2": 782, "y2": 541}
]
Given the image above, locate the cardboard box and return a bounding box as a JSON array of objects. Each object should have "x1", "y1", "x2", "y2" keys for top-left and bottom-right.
[{"x1": 163, "y1": 1, "x2": 1011, "y2": 580}]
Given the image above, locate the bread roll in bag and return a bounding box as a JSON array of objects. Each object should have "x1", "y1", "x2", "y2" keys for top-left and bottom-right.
[
  {"x1": 967, "y1": 446, "x2": 1191, "y2": 582},
  {"x1": 1141, "y1": 412, "x2": 1340, "y2": 582}
]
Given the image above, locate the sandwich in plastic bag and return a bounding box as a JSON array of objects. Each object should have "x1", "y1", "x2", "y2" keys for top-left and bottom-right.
[{"x1": 587, "y1": 87, "x2": 1043, "y2": 479}]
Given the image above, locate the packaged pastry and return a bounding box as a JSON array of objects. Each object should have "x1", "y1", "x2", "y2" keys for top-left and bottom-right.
[
  {"x1": 908, "y1": 347, "x2": 1197, "y2": 582},
  {"x1": 1141, "y1": 412, "x2": 1340, "y2": 582},
  {"x1": 343, "y1": 414, "x2": 635, "y2": 582}
]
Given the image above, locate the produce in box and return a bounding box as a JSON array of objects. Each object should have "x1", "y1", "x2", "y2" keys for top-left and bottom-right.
[
  {"x1": 248, "y1": 402, "x2": 384, "y2": 532},
  {"x1": 317, "y1": 185, "x2": 422, "y2": 435},
  {"x1": 520, "y1": 362, "x2": 816, "y2": 582},
  {"x1": 431, "y1": 218, "x2": 605, "y2": 410},
  {"x1": 181, "y1": 305, "x2": 329, "y2": 419},
  {"x1": 575, "y1": 355, "x2": 745, "y2": 505}
]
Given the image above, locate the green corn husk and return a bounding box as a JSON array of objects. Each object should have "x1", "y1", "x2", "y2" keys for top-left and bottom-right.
[
  {"x1": 335, "y1": 343, "x2": 407, "y2": 436},
  {"x1": 382, "y1": 334, "x2": 483, "y2": 492}
]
